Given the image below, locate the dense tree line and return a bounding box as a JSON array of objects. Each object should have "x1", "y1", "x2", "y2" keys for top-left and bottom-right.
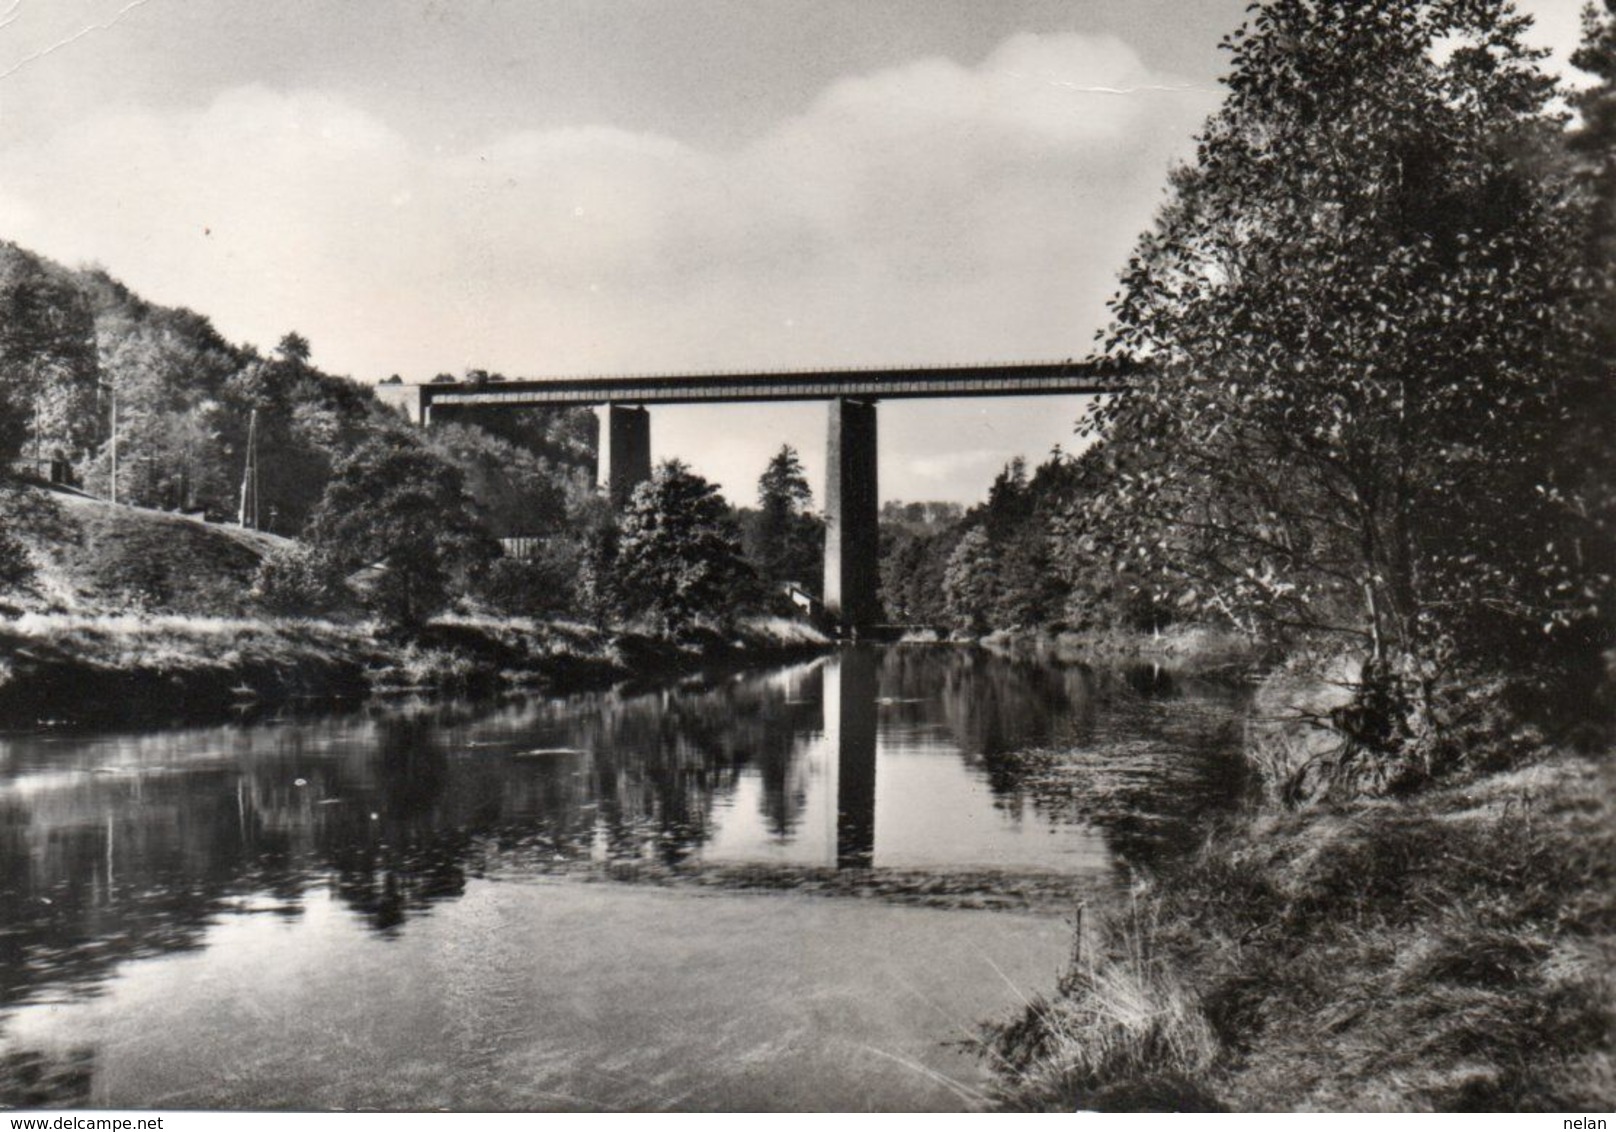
[
  {"x1": 0, "y1": 250, "x2": 829, "y2": 634},
  {"x1": 1078, "y1": 0, "x2": 1612, "y2": 774},
  {"x1": 0, "y1": 244, "x2": 599, "y2": 532},
  {"x1": 0, "y1": 244, "x2": 609, "y2": 626},
  {"x1": 888, "y1": 0, "x2": 1615, "y2": 789},
  {"x1": 4, "y1": 0, "x2": 1610, "y2": 716}
]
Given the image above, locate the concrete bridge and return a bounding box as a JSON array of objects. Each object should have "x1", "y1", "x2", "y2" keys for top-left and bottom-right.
[{"x1": 376, "y1": 360, "x2": 1126, "y2": 631}]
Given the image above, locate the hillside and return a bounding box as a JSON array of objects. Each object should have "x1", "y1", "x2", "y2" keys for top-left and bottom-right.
[
  {"x1": 1, "y1": 239, "x2": 598, "y2": 552},
  {"x1": 11, "y1": 483, "x2": 289, "y2": 617}
]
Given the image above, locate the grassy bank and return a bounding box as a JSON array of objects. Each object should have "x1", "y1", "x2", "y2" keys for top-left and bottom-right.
[
  {"x1": 0, "y1": 613, "x2": 373, "y2": 726},
  {"x1": 984, "y1": 746, "x2": 1615, "y2": 1111},
  {"x1": 0, "y1": 611, "x2": 830, "y2": 728},
  {"x1": 0, "y1": 486, "x2": 831, "y2": 727}
]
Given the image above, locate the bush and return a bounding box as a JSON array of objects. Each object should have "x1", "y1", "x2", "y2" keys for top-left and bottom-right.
[
  {"x1": 475, "y1": 542, "x2": 584, "y2": 619},
  {"x1": 251, "y1": 542, "x2": 350, "y2": 616},
  {"x1": 0, "y1": 526, "x2": 33, "y2": 606}
]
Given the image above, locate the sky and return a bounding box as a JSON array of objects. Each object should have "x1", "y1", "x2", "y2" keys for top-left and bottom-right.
[{"x1": 0, "y1": 0, "x2": 1595, "y2": 506}]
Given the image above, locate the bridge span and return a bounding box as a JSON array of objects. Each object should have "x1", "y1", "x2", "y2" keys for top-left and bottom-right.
[{"x1": 376, "y1": 359, "x2": 1127, "y2": 632}]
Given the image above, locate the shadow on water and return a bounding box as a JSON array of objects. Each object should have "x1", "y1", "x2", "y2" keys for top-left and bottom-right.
[
  {"x1": 0, "y1": 644, "x2": 1252, "y2": 1073},
  {"x1": 0, "y1": 1047, "x2": 94, "y2": 1109},
  {"x1": 972, "y1": 659, "x2": 1256, "y2": 868},
  {"x1": 831, "y1": 648, "x2": 878, "y2": 870}
]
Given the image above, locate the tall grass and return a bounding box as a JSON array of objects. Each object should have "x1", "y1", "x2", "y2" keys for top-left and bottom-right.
[
  {"x1": 986, "y1": 895, "x2": 1221, "y2": 1111},
  {"x1": 986, "y1": 754, "x2": 1616, "y2": 1111}
]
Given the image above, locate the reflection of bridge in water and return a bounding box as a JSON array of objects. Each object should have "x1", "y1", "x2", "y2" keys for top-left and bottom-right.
[
  {"x1": 377, "y1": 360, "x2": 1127, "y2": 631},
  {"x1": 0, "y1": 643, "x2": 1253, "y2": 1062},
  {"x1": 826, "y1": 647, "x2": 878, "y2": 870}
]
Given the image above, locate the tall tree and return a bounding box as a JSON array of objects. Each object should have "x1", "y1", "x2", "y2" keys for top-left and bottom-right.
[
  {"x1": 0, "y1": 252, "x2": 99, "y2": 465},
  {"x1": 745, "y1": 444, "x2": 823, "y2": 596},
  {"x1": 1075, "y1": 0, "x2": 1604, "y2": 762},
  {"x1": 614, "y1": 460, "x2": 751, "y2": 635},
  {"x1": 274, "y1": 331, "x2": 312, "y2": 366},
  {"x1": 942, "y1": 527, "x2": 996, "y2": 635},
  {"x1": 1565, "y1": 0, "x2": 1616, "y2": 609},
  {"x1": 304, "y1": 434, "x2": 498, "y2": 627}
]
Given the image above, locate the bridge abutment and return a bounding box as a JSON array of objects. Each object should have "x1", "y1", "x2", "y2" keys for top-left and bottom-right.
[
  {"x1": 824, "y1": 397, "x2": 880, "y2": 632},
  {"x1": 605, "y1": 403, "x2": 652, "y2": 507}
]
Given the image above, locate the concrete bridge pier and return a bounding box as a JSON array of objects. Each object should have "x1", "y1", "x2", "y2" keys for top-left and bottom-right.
[
  {"x1": 824, "y1": 397, "x2": 880, "y2": 633},
  {"x1": 376, "y1": 362, "x2": 1122, "y2": 636},
  {"x1": 604, "y1": 403, "x2": 652, "y2": 507},
  {"x1": 598, "y1": 395, "x2": 881, "y2": 635}
]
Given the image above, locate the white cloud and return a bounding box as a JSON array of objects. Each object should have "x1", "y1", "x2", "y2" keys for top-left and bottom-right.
[
  {"x1": 0, "y1": 32, "x2": 1207, "y2": 371},
  {"x1": 0, "y1": 32, "x2": 1211, "y2": 500}
]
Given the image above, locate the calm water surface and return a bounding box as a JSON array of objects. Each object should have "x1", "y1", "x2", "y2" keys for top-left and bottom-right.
[{"x1": 0, "y1": 645, "x2": 1250, "y2": 1111}]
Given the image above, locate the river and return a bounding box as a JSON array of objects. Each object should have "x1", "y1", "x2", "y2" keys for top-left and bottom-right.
[{"x1": 0, "y1": 644, "x2": 1251, "y2": 1111}]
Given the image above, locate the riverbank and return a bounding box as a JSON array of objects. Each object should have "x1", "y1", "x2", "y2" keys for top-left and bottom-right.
[
  {"x1": 976, "y1": 624, "x2": 1266, "y2": 666},
  {"x1": 977, "y1": 625, "x2": 1268, "y2": 676},
  {"x1": 983, "y1": 743, "x2": 1615, "y2": 1111},
  {"x1": 0, "y1": 484, "x2": 833, "y2": 727},
  {"x1": 0, "y1": 611, "x2": 830, "y2": 728}
]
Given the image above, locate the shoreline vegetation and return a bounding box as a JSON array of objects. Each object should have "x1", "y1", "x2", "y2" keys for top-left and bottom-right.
[
  {"x1": 977, "y1": 635, "x2": 1614, "y2": 1112},
  {"x1": 982, "y1": 744, "x2": 1614, "y2": 1113},
  {"x1": 958, "y1": 628, "x2": 1615, "y2": 1112},
  {"x1": 0, "y1": 484, "x2": 833, "y2": 730},
  {"x1": 0, "y1": 608, "x2": 831, "y2": 730},
  {"x1": 0, "y1": 0, "x2": 1611, "y2": 1112}
]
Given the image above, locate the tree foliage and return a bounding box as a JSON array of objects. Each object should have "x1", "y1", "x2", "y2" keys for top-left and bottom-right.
[
  {"x1": 893, "y1": 456, "x2": 1085, "y2": 633},
  {"x1": 430, "y1": 400, "x2": 597, "y2": 471},
  {"x1": 422, "y1": 422, "x2": 593, "y2": 538},
  {"x1": 0, "y1": 482, "x2": 47, "y2": 607},
  {"x1": 942, "y1": 527, "x2": 996, "y2": 635},
  {"x1": 878, "y1": 501, "x2": 966, "y2": 626},
  {"x1": 1571, "y1": 2, "x2": 1616, "y2": 230},
  {"x1": 0, "y1": 247, "x2": 99, "y2": 466},
  {"x1": 614, "y1": 460, "x2": 751, "y2": 635},
  {"x1": 304, "y1": 435, "x2": 499, "y2": 627},
  {"x1": 1069, "y1": 0, "x2": 1608, "y2": 763},
  {"x1": 1565, "y1": 0, "x2": 1616, "y2": 612},
  {"x1": 743, "y1": 444, "x2": 823, "y2": 598}
]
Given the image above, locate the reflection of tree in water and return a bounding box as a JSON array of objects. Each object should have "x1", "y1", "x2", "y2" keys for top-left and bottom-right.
[
  {"x1": 322, "y1": 717, "x2": 468, "y2": 934},
  {"x1": 0, "y1": 664, "x2": 831, "y2": 1010},
  {"x1": 562, "y1": 666, "x2": 824, "y2": 863},
  {"x1": 880, "y1": 647, "x2": 1095, "y2": 760},
  {"x1": 0, "y1": 756, "x2": 317, "y2": 1010},
  {"x1": 587, "y1": 695, "x2": 732, "y2": 866},
  {"x1": 975, "y1": 664, "x2": 1256, "y2": 873},
  {"x1": 753, "y1": 667, "x2": 823, "y2": 840},
  {"x1": 0, "y1": 1046, "x2": 94, "y2": 1109}
]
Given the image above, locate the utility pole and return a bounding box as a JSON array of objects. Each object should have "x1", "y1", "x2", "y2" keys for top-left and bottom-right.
[
  {"x1": 238, "y1": 408, "x2": 259, "y2": 529},
  {"x1": 108, "y1": 384, "x2": 119, "y2": 506}
]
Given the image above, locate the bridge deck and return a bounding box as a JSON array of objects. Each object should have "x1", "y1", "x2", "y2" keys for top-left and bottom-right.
[{"x1": 379, "y1": 359, "x2": 1125, "y2": 413}]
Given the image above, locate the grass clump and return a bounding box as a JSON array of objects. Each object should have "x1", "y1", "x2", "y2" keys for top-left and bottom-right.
[
  {"x1": 986, "y1": 898, "x2": 1222, "y2": 1112},
  {"x1": 985, "y1": 752, "x2": 1616, "y2": 1111}
]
